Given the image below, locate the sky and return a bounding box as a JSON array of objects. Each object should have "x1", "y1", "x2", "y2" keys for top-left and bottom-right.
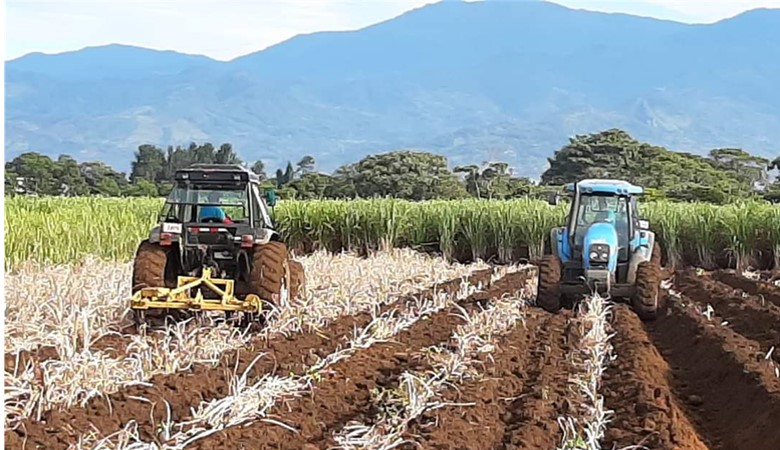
[{"x1": 6, "y1": 0, "x2": 780, "y2": 61}]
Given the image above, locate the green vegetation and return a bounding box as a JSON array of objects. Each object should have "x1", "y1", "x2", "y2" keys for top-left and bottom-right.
[
  {"x1": 6, "y1": 130, "x2": 779, "y2": 204},
  {"x1": 5, "y1": 197, "x2": 778, "y2": 272}
]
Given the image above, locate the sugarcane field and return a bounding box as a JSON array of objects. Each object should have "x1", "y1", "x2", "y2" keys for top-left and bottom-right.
[
  {"x1": 4, "y1": 195, "x2": 780, "y2": 450},
  {"x1": 6, "y1": 2, "x2": 780, "y2": 449}
]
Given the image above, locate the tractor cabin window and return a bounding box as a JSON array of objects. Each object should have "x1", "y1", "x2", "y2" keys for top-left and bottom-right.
[
  {"x1": 163, "y1": 184, "x2": 249, "y2": 224},
  {"x1": 573, "y1": 195, "x2": 631, "y2": 248}
]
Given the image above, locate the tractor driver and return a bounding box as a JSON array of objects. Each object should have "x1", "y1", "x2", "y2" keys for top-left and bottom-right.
[{"x1": 198, "y1": 191, "x2": 234, "y2": 224}]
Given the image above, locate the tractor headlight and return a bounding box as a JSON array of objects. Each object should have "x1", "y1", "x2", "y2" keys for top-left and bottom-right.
[{"x1": 588, "y1": 244, "x2": 610, "y2": 263}]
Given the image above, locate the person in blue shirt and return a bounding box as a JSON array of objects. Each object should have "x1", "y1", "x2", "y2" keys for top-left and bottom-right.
[{"x1": 198, "y1": 192, "x2": 233, "y2": 223}]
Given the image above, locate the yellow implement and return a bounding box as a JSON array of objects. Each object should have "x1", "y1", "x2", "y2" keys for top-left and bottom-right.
[{"x1": 131, "y1": 267, "x2": 262, "y2": 313}]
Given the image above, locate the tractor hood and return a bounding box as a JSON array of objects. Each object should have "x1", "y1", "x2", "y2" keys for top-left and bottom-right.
[{"x1": 582, "y1": 222, "x2": 619, "y2": 273}]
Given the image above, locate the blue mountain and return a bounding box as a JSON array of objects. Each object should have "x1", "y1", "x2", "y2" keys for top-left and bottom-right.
[{"x1": 5, "y1": 0, "x2": 780, "y2": 177}]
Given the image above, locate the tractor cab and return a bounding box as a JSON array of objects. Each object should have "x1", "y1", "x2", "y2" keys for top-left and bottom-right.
[
  {"x1": 149, "y1": 164, "x2": 280, "y2": 280},
  {"x1": 560, "y1": 180, "x2": 645, "y2": 268},
  {"x1": 538, "y1": 179, "x2": 662, "y2": 320}
]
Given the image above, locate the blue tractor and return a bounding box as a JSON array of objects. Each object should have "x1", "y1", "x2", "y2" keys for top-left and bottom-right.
[{"x1": 537, "y1": 179, "x2": 663, "y2": 320}]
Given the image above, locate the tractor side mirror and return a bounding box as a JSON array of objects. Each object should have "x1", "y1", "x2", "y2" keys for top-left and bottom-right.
[
  {"x1": 638, "y1": 219, "x2": 649, "y2": 230},
  {"x1": 264, "y1": 189, "x2": 277, "y2": 207}
]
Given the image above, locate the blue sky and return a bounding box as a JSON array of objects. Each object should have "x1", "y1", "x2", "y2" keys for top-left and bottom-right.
[{"x1": 6, "y1": 0, "x2": 780, "y2": 61}]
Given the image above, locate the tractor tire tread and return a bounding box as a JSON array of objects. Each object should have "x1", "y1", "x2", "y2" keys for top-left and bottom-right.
[
  {"x1": 132, "y1": 240, "x2": 170, "y2": 292},
  {"x1": 537, "y1": 254, "x2": 562, "y2": 312},
  {"x1": 249, "y1": 241, "x2": 292, "y2": 305},
  {"x1": 633, "y1": 261, "x2": 661, "y2": 321}
]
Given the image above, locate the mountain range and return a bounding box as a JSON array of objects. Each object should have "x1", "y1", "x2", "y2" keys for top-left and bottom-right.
[{"x1": 5, "y1": 0, "x2": 780, "y2": 178}]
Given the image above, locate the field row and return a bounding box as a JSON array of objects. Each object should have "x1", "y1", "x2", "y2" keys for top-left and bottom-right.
[
  {"x1": 6, "y1": 250, "x2": 780, "y2": 449},
  {"x1": 5, "y1": 196, "x2": 780, "y2": 271}
]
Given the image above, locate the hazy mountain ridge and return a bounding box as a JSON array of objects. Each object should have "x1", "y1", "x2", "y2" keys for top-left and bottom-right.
[{"x1": 5, "y1": 0, "x2": 780, "y2": 178}]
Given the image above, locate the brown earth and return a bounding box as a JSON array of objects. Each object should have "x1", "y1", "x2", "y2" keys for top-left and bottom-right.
[
  {"x1": 4, "y1": 334, "x2": 138, "y2": 374},
  {"x1": 602, "y1": 305, "x2": 709, "y2": 450},
  {"x1": 184, "y1": 270, "x2": 533, "y2": 450},
  {"x1": 712, "y1": 269, "x2": 780, "y2": 307},
  {"x1": 4, "y1": 267, "x2": 510, "y2": 450},
  {"x1": 644, "y1": 287, "x2": 780, "y2": 450},
  {"x1": 10, "y1": 264, "x2": 780, "y2": 450},
  {"x1": 675, "y1": 269, "x2": 780, "y2": 364},
  {"x1": 399, "y1": 310, "x2": 577, "y2": 450}
]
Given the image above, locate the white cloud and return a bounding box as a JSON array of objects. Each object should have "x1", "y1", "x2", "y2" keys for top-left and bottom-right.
[{"x1": 5, "y1": 0, "x2": 779, "y2": 61}]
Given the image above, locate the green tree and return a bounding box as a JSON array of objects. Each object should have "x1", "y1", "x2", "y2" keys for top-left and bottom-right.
[
  {"x1": 541, "y1": 129, "x2": 759, "y2": 203},
  {"x1": 130, "y1": 144, "x2": 167, "y2": 183},
  {"x1": 275, "y1": 162, "x2": 296, "y2": 188},
  {"x1": 338, "y1": 150, "x2": 467, "y2": 200},
  {"x1": 296, "y1": 155, "x2": 316, "y2": 175},
  {"x1": 215, "y1": 143, "x2": 242, "y2": 165},
  {"x1": 288, "y1": 172, "x2": 333, "y2": 199},
  {"x1": 5, "y1": 152, "x2": 59, "y2": 195},
  {"x1": 251, "y1": 160, "x2": 267, "y2": 180},
  {"x1": 54, "y1": 155, "x2": 90, "y2": 196}
]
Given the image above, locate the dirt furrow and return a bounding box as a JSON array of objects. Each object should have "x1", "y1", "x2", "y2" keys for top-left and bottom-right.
[
  {"x1": 6, "y1": 268, "x2": 509, "y2": 450},
  {"x1": 646, "y1": 296, "x2": 780, "y2": 450},
  {"x1": 184, "y1": 271, "x2": 532, "y2": 450},
  {"x1": 675, "y1": 269, "x2": 780, "y2": 365},
  {"x1": 4, "y1": 334, "x2": 136, "y2": 373},
  {"x1": 391, "y1": 309, "x2": 574, "y2": 450},
  {"x1": 712, "y1": 270, "x2": 780, "y2": 307},
  {"x1": 602, "y1": 304, "x2": 709, "y2": 450}
]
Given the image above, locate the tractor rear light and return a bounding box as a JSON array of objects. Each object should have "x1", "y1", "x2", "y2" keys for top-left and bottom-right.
[
  {"x1": 241, "y1": 234, "x2": 254, "y2": 248},
  {"x1": 160, "y1": 232, "x2": 173, "y2": 246}
]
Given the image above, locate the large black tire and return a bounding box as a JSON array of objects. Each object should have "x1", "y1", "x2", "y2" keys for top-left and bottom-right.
[
  {"x1": 632, "y1": 261, "x2": 661, "y2": 321},
  {"x1": 131, "y1": 240, "x2": 179, "y2": 324},
  {"x1": 537, "y1": 254, "x2": 562, "y2": 313},
  {"x1": 248, "y1": 241, "x2": 292, "y2": 305},
  {"x1": 131, "y1": 240, "x2": 174, "y2": 292}
]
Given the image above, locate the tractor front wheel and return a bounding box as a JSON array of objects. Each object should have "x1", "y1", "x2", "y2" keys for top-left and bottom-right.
[
  {"x1": 537, "y1": 254, "x2": 562, "y2": 313},
  {"x1": 632, "y1": 261, "x2": 662, "y2": 321}
]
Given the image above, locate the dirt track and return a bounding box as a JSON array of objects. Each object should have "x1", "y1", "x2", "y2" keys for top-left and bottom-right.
[{"x1": 7, "y1": 267, "x2": 780, "y2": 450}]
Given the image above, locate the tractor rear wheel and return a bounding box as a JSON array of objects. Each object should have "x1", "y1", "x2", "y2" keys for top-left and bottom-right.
[
  {"x1": 537, "y1": 254, "x2": 562, "y2": 313},
  {"x1": 131, "y1": 240, "x2": 180, "y2": 326},
  {"x1": 131, "y1": 240, "x2": 175, "y2": 292},
  {"x1": 248, "y1": 241, "x2": 292, "y2": 306},
  {"x1": 632, "y1": 261, "x2": 661, "y2": 321}
]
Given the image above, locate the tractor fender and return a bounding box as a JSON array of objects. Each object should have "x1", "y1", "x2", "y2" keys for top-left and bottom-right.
[
  {"x1": 627, "y1": 231, "x2": 656, "y2": 284},
  {"x1": 148, "y1": 225, "x2": 162, "y2": 244}
]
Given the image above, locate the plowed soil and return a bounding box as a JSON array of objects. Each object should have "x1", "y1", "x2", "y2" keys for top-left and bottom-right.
[
  {"x1": 5, "y1": 268, "x2": 506, "y2": 450},
  {"x1": 8, "y1": 267, "x2": 780, "y2": 450},
  {"x1": 712, "y1": 269, "x2": 780, "y2": 307},
  {"x1": 602, "y1": 270, "x2": 780, "y2": 450},
  {"x1": 185, "y1": 270, "x2": 533, "y2": 450}
]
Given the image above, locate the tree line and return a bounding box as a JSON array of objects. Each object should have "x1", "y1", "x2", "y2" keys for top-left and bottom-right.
[{"x1": 5, "y1": 129, "x2": 779, "y2": 203}]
